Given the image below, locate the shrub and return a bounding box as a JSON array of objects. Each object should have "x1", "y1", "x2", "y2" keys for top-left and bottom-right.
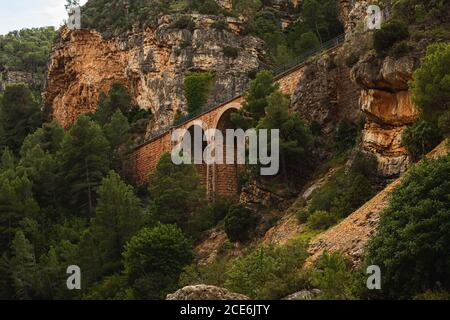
[
  {"x1": 171, "y1": 15, "x2": 196, "y2": 31},
  {"x1": 365, "y1": 156, "x2": 450, "y2": 299},
  {"x1": 211, "y1": 197, "x2": 236, "y2": 224},
  {"x1": 307, "y1": 210, "x2": 338, "y2": 230},
  {"x1": 410, "y1": 43, "x2": 450, "y2": 126},
  {"x1": 223, "y1": 46, "x2": 239, "y2": 59},
  {"x1": 225, "y1": 240, "x2": 309, "y2": 299},
  {"x1": 294, "y1": 31, "x2": 320, "y2": 55},
  {"x1": 184, "y1": 72, "x2": 215, "y2": 114},
  {"x1": 373, "y1": 19, "x2": 409, "y2": 55},
  {"x1": 310, "y1": 252, "x2": 363, "y2": 300},
  {"x1": 224, "y1": 204, "x2": 258, "y2": 243},
  {"x1": 123, "y1": 224, "x2": 194, "y2": 300},
  {"x1": 333, "y1": 119, "x2": 358, "y2": 153},
  {"x1": 296, "y1": 208, "x2": 310, "y2": 224},
  {"x1": 309, "y1": 168, "x2": 376, "y2": 219},
  {"x1": 211, "y1": 20, "x2": 229, "y2": 31},
  {"x1": 402, "y1": 120, "x2": 442, "y2": 160},
  {"x1": 179, "y1": 257, "x2": 231, "y2": 288}
]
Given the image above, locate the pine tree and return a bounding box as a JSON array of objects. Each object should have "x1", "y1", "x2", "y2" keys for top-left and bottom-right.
[
  {"x1": 10, "y1": 231, "x2": 38, "y2": 300},
  {"x1": 0, "y1": 84, "x2": 42, "y2": 153},
  {"x1": 258, "y1": 91, "x2": 313, "y2": 182},
  {"x1": 0, "y1": 149, "x2": 39, "y2": 251},
  {"x1": 231, "y1": 71, "x2": 278, "y2": 129},
  {"x1": 103, "y1": 110, "x2": 131, "y2": 172},
  {"x1": 148, "y1": 153, "x2": 212, "y2": 239},
  {"x1": 92, "y1": 171, "x2": 143, "y2": 276},
  {"x1": 58, "y1": 115, "x2": 110, "y2": 215}
]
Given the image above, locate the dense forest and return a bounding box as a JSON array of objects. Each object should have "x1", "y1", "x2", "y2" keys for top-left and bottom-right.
[
  {"x1": 0, "y1": 0, "x2": 449, "y2": 300},
  {"x1": 0, "y1": 27, "x2": 57, "y2": 75}
]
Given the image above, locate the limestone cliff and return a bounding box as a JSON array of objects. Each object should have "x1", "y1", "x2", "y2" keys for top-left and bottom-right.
[{"x1": 43, "y1": 14, "x2": 264, "y2": 132}]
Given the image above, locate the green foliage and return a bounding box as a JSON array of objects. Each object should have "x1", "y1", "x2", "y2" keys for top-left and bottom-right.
[
  {"x1": 170, "y1": 15, "x2": 196, "y2": 31},
  {"x1": 373, "y1": 19, "x2": 410, "y2": 55},
  {"x1": 223, "y1": 46, "x2": 239, "y2": 59},
  {"x1": 91, "y1": 171, "x2": 143, "y2": 276},
  {"x1": 103, "y1": 110, "x2": 132, "y2": 172},
  {"x1": 188, "y1": 0, "x2": 224, "y2": 15},
  {"x1": 402, "y1": 119, "x2": 442, "y2": 160},
  {"x1": 123, "y1": 224, "x2": 194, "y2": 299},
  {"x1": 211, "y1": 197, "x2": 236, "y2": 224},
  {"x1": 392, "y1": 0, "x2": 450, "y2": 24},
  {"x1": 307, "y1": 210, "x2": 338, "y2": 230},
  {"x1": 365, "y1": 156, "x2": 450, "y2": 299},
  {"x1": 179, "y1": 257, "x2": 231, "y2": 288},
  {"x1": 184, "y1": 72, "x2": 215, "y2": 114},
  {"x1": 294, "y1": 31, "x2": 320, "y2": 54},
  {"x1": 0, "y1": 151, "x2": 39, "y2": 252},
  {"x1": 224, "y1": 204, "x2": 258, "y2": 243},
  {"x1": 82, "y1": 0, "x2": 171, "y2": 35},
  {"x1": 309, "y1": 153, "x2": 377, "y2": 218},
  {"x1": 58, "y1": 115, "x2": 110, "y2": 215},
  {"x1": 225, "y1": 240, "x2": 309, "y2": 299},
  {"x1": 231, "y1": 71, "x2": 278, "y2": 128},
  {"x1": 148, "y1": 153, "x2": 212, "y2": 239},
  {"x1": 83, "y1": 273, "x2": 133, "y2": 300},
  {"x1": 0, "y1": 27, "x2": 56, "y2": 75},
  {"x1": 296, "y1": 208, "x2": 309, "y2": 224},
  {"x1": 0, "y1": 84, "x2": 42, "y2": 153},
  {"x1": 9, "y1": 231, "x2": 38, "y2": 299},
  {"x1": 410, "y1": 42, "x2": 450, "y2": 131},
  {"x1": 333, "y1": 119, "x2": 358, "y2": 153},
  {"x1": 258, "y1": 90, "x2": 314, "y2": 182},
  {"x1": 310, "y1": 252, "x2": 363, "y2": 300}
]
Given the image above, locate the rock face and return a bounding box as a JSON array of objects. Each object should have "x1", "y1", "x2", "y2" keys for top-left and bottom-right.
[
  {"x1": 351, "y1": 53, "x2": 419, "y2": 177},
  {"x1": 43, "y1": 14, "x2": 264, "y2": 131},
  {"x1": 307, "y1": 140, "x2": 449, "y2": 266},
  {"x1": 0, "y1": 69, "x2": 42, "y2": 91},
  {"x1": 291, "y1": 51, "x2": 361, "y2": 134},
  {"x1": 167, "y1": 285, "x2": 250, "y2": 300}
]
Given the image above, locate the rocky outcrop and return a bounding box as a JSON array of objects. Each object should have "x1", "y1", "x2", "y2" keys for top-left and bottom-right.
[
  {"x1": 307, "y1": 140, "x2": 449, "y2": 266},
  {"x1": 291, "y1": 50, "x2": 361, "y2": 134},
  {"x1": 284, "y1": 289, "x2": 321, "y2": 300},
  {"x1": 351, "y1": 54, "x2": 419, "y2": 177},
  {"x1": 43, "y1": 14, "x2": 264, "y2": 131},
  {"x1": 167, "y1": 285, "x2": 250, "y2": 300}
]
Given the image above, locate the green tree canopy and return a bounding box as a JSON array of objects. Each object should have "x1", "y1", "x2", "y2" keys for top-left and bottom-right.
[
  {"x1": 0, "y1": 84, "x2": 42, "y2": 153},
  {"x1": 123, "y1": 224, "x2": 194, "y2": 299},
  {"x1": 92, "y1": 171, "x2": 143, "y2": 276},
  {"x1": 366, "y1": 155, "x2": 450, "y2": 299}
]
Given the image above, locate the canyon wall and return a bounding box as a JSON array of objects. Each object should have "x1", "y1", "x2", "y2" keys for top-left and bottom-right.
[{"x1": 43, "y1": 14, "x2": 264, "y2": 132}]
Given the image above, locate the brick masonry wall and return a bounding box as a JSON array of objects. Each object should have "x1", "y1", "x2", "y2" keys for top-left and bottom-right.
[{"x1": 129, "y1": 45, "x2": 354, "y2": 198}]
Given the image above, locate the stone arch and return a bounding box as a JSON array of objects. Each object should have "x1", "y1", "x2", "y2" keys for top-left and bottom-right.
[
  {"x1": 182, "y1": 123, "x2": 208, "y2": 187},
  {"x1": 213, "y1": 106, "x2": 241, "y2": 199}
]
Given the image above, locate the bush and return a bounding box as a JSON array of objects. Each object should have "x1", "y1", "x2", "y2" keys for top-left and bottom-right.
[
  {"x1": 365, "y1": 156, "x2": 450, "y2": 299},
  {"x1": 373, "y1": 19, "x2": 409, "y2": 55},
  {"x1": 211, "y1": 20, "x2": 229, "y2": 31},
  {"x1": 333, "y1": 119, "x2": 358, "y2": 153},
  {"x1": 179, "y1": 257, "x2": 230, "y2": 288},
  {"x1": 410, "y1": 43, "x2": 450, "y2": 127},
  {"x1": 223, "y1": 46, "x2": 239, "y2": 59},
  {"x1": 310, "y1": 252, "x2": 363, "y2": 300},
  {"x1": 123, "y1": 224, "x2": 194, "y2": 300},
  {"x1": 225, "y1": 240, "x2": 309, "y2": 299},
  {"x1": 307, "y1": 210, "x2": 338, "y2": 230},
  {"x1": 402, "y1": 120, "x2": 442, "y2": 160},
  {"x1": 211, "y1": 197, "x2": 236, "y2": 224},
  {"x1": 296, "y1": 208, "x2": 309, "y2": 224},
  {"x1": 171, "y1": 15, "x2": 196, "y2": 31},
  {"x1": 184, "y1": 72, "x2": 215, "y2": 114},
  {"x1": 224, "y1": 204, "x2": 258, "y2": 243},
  {"x1": 309, "y1": 167, "x2": 376, "y2": 219}
]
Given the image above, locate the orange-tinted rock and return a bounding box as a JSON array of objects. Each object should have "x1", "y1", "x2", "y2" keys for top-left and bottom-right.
[{"x1": 361, "y1": 89, "x2": 418, "y2": 126}]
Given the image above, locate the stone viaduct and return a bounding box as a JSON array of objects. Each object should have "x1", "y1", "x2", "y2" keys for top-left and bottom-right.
[{"x1": 126, "y1": 42, "x2": 346, "y2": 199}]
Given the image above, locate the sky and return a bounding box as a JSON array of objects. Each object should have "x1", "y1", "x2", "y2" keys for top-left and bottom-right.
[{"x1": 0, "y1": 0, "x2": 88, "y2": 35}]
